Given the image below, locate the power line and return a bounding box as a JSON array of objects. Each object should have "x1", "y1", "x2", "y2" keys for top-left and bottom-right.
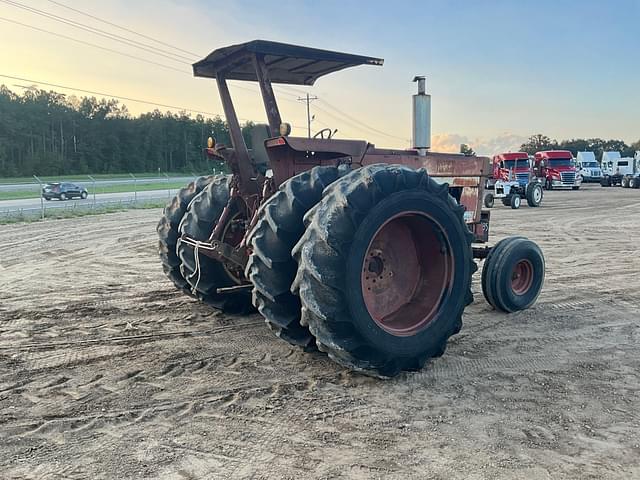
[
  {"x1": 1, "y1": 7, "x2": 394, "y2": 140},
  {"x1": 0, "y1": 14, "x2": 301, "y2": 104},
  {"x1": 316, "y1": 98, "x2": 408, "y2": 142},
  {"x1": 0, "y1": 16, "x2": 187, "y2": 74},
  {"x1": 37, "y1": 0, "x2": 319, "y2": 104},
  {"x1": 0, "y1": 0, "x2": 194, "y2": 63},
  {"x1": 313, "y1": 102, "x2": 409, "y2": 144},
  {"x1": 44, "y1": 0, "x2": 203, "y2": 58},
  {"x1": 0, "y1": 73, "x2": 306, "y2": 130}
]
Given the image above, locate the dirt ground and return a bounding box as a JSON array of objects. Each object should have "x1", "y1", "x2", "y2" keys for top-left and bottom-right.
[{"x1": 1, "y1": 184, "x2": 639, "y2": 479}]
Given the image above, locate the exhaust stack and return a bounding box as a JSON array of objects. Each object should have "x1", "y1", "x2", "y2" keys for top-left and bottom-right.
[{"x1": 412, "y1": 75, "x2": 431, "y2": 156}]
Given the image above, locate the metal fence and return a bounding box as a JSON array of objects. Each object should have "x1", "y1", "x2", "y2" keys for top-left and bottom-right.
[{"x1": 0, "y1": 172, "x2": 213, "y2": 221}]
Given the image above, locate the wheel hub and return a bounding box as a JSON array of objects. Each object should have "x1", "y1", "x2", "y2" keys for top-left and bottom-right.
[
  {"x1": 361, "y1": 212, "x2": 454, "y2": 337},
  {"x1": 511, "y1": 259, "x2": 534, "y2": 295}
]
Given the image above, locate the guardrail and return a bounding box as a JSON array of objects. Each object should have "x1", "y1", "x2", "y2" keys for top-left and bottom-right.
[{"x1": 1, "y1": 197, "x2": 168, "y2": 222}]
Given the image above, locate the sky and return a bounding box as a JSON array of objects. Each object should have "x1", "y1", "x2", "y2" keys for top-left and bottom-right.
[{"x1": 1, "y1": 0, "x2": 639, "y2": 155}]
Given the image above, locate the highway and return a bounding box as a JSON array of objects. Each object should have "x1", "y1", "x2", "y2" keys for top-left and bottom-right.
[
  {"x1": 0, "y1": 176, "x2": 195, "y2": 193},
  {"x1": 0, "y1": 188, "x2": 178, "y2": 214}
]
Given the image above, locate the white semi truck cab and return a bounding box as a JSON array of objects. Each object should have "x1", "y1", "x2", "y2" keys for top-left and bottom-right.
[{"x1": 576, "y1": 151, "x2": 602, "y2": 183}]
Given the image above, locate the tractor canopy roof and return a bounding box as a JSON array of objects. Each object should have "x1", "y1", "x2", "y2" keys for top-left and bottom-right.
[{"x1": 193, "y1": 40, "x2": 384, "y2": 85}]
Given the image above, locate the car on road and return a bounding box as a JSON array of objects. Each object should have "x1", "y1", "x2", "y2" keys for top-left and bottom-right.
[{"x1": 42, "y1": 182, "x2": 89, "y2": 201}]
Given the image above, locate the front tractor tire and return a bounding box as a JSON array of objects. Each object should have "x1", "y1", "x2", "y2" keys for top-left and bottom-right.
[
  {"x1": 292, "y1": 164, "x2": 477, "y2": 377},
  {"x1": 157, "y1": 176, "x2": 214, "y2": 295},
  {"x1": 484, "y1": 193, "x2": 494, "y2": 208},
  {"x1": 177, "y1": 175, "x2": 253, "y2": 313},
  {"x1": 246, "y1": 166, "x2": 347, "y2": 349},
  {"x1": 481, "y1": 236, "x2": 545, "y2": 313},
  {"x1": 510, "y1": 194, "x2": 521, "y2": 209}
]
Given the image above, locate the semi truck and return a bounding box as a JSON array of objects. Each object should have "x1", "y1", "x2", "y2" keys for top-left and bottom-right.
[
  {"x1": 601, "y1": 151, "x2": 640, "y2": 188},
  {"x1": 576, "y1": 151, "x2": 603, "y2": 183},
  {"x1": 534, "y1": 150, "x2": 581, "y2": 190}
]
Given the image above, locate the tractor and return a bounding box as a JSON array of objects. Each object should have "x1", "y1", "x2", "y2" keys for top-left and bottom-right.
[
  {"x1": 157, "y1": 40, "x2": 545, "y2": 377},
  {"x1": 483, "y1": 152, "x2": 544, "y2": 209}
]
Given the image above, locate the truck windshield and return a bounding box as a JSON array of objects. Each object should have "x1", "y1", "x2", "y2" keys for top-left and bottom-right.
[
  {"x1": 547, "y1": 159, "x2": 573, "y2": 167},
  {"x1": 504, "y1": 160, "x2": 527, "y2": 169},
  {"x1": 582, "y1": 162, "x2": 598, "y2": 167}
]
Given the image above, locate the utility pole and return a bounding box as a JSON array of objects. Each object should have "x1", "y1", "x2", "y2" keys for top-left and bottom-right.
[{"x1": 297, "y1": 93, "x2": 318, "y2": 138}]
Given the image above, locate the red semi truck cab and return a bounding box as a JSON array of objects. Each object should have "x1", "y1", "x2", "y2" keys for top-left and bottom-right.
[
  {"x1": 534, "y1": 150, "x2": 581, "y2": 190},
  {"x1": 492, "y1": 152, "x2": 532, "y2": 186}
]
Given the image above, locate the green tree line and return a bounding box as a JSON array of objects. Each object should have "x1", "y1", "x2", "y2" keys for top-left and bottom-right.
[
  {"x1": 0, "y1": 86, "x2": 255, "y2": 177},
  {"x1": 520, "y1": 134, "x2": 640, "y2": 160}
]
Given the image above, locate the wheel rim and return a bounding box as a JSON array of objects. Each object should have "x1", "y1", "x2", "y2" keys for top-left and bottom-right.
[
  {"x1": 361, "y1": 212, "x2": 454, "y2": 336},
  {"x1": 220, "y1": 210, "x2": 247, "y2": 284},
  {"x1": 511, "y1": 259, "x2": 534, "y2": 295},
  {"x1": 533, "y1": 186, "x2": 542, "y2": 203}
]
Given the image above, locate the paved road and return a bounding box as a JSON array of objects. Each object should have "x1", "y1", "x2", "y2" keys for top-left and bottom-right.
[
  {"x1": 0, "y1": 189, "x2": 179, "y2": 214},
  {"x1": 0, "y1": 176, "x2": 195, "y2": 192}
]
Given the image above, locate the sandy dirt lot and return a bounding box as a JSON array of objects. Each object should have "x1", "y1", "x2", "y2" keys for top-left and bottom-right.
[{"x1": 1, "y1": 184, "x2": 639, "y2": 479}]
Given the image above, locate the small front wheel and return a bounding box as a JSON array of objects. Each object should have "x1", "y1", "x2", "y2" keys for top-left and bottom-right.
[
  {"x1": 81, "y1": 191, "x2": 88, "y2": 199},
  {"x1": 481, "y1": 237, "x2": 545, "y2": 313},
  {"x1": 484, "y1": 193, "x2": 494, "y2": 208},
  {"x1": 510, "y1": 195, "x2": 521, "y2": 209}
]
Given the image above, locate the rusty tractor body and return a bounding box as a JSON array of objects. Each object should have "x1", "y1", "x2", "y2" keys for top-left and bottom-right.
[{"x1": 157, "y1": 40, "x2": 545, "y2": 377}]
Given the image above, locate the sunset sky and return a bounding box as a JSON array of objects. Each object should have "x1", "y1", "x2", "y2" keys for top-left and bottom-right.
[{"x1": 1, "y1": 0, "x2": 638, "y2": 154}]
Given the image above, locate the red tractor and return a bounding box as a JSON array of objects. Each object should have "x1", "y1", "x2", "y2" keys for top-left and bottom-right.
[{"x1": 157, "y1": 40, "x2": 545, "y2": 377}]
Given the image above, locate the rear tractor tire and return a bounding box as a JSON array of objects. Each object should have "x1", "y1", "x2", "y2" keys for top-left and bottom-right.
[
  {"x1": 481, "y1": 236, "x2": 545, "y2": 313},
  {"x1": 630, "y1": 177, "x2": 640, "y2": 189},
  {"x1": 622, "y1": 177, "x2": 630, "y2": 188},
  {"x1": 526, "y1": 182, "x2": 543, "y2": 207},
  {"x1": 177, "y1": 175, "x2": 253, "y2": 313},
  {"x1": 246, "y1": 165, "x2": 348, "y2": 349},
  {"x1": 157, "y1": 175, "x2": 214, "y2": 295},
  {"x1": 292, "y1": 164, "x2": 477, "y2": 377}
]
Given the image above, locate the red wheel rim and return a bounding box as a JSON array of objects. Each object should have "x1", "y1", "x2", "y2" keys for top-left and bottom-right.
[
  {"x1": 361, "y1": 212, "x2": 454, "y2": 337},
  {"x1": 511, "y1": 259, "x2": 533, "y2": 295}
]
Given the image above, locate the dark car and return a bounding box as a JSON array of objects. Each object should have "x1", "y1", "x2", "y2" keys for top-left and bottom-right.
[{"x1": 42, "y1": 182, "x2": 89, "y2": 201}]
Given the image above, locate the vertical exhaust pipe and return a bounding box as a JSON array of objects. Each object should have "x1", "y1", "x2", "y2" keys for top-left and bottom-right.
[{"x1": 412, "y1": 75, "x2": 431, "y2": 156}]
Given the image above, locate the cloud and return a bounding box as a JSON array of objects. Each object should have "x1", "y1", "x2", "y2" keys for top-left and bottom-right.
[{"x1": 431, "y1": 133, "x2": 528, "y2": 156}]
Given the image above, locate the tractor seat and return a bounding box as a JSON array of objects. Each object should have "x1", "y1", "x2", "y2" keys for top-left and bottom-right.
[{"x1": 250, "y1": 124, "x2": 271, "y2": 176}]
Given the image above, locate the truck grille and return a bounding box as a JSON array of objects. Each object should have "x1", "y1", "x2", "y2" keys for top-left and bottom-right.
[
  {"x1": 516, "y1": 173, "x2": 529, "y2": 185},
  {"x1": 561, "y1": 172, "x2": 575, "y2": 185}
]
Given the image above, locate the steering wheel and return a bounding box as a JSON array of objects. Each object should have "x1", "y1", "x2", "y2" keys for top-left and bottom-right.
[{"x1": 313, "y1": 128, "x2": 334, "y2": 139}]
